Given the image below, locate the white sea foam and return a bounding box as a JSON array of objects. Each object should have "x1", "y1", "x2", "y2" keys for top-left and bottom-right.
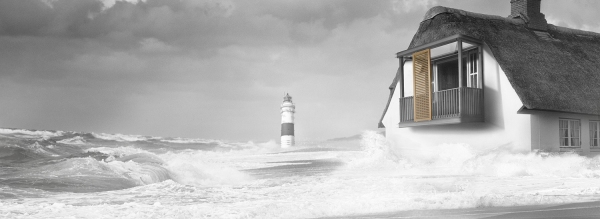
[
  {"x1": 92, "y1": 132, "x2": 151, "y2": 142},
  {"x1": 4, "y1": 131, "x2": 600, "y2": 218},
  {"x1": 159, "y1": 137, "x2": 216, "y2": 144},
  {"x1": 343, "y1": 131, "x2": 600, "y2": 178},
  {"x1": 86, "y1": 146, "x2": 149, "y2": 157},
  {"x1": 103, "y1": 157, "x2": 170, "y2": 185},
  {"x1": 86, "y1": 146, "x2": 253, "y2": 186},
  {"x1": 25, "y1": 156, "x2": 171, "y2": 189},
  {"x1": 205, "y1": 139, "x2": 280, "y2": 151},
  {"x1": 159, "y1": 150, "x2": 253, "y2": 186},
  {"x1": 0, "y1": 128, "x2": 64, "y2": 140},
  {"x1": 27, "y1": 142, "x2": 57, "y2": 157},
  {"x1": 57, "y1": 136, "x2": 86, "y2": 145}
]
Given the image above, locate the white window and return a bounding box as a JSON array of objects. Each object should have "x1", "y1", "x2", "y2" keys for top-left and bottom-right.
[
  {"x1": 467, "y1": 51, "x2": 479, "y2": 88},
  {"x1": 591, "y1": 121, "x2": 600, "y2": 147},
  {"x1": 559, "y1": 119, "x2": 580, "y2": 147}
]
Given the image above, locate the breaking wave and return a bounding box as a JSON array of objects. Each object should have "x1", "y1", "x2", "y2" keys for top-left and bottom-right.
[
  {"x1": 345, "y1": 131, "x2": 600, "y2": 178},
  {"x1": 3, "y1": 128, "x2": 600, "y2": 218},
  {"x1": 0, "y1": 128, "x2": 256, "y2": 195}
]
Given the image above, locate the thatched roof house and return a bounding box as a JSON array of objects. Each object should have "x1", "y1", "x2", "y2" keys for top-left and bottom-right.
[
  {"x1": 380, "y1": 0, "x2": 600, "y2": 155},
  {"x1": 409, "y1": 6, "x2": 600, "y2": 116}
]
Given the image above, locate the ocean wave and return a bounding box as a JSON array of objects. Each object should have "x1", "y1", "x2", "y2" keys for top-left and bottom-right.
[
  {"x1": 27, "y1": 142, "x2": 58, "y2": 157},
  {"x1": 1, "y1": 154, "x2": 172, "y2": 193},
  {"x1": 56, "y1": 136, "x2": 86, "y2": 145},
  {"x1": 91, "y1": 133, "x2": 154, "y2": 142},
  {"x1": 5, "y1": 131, "x2": 600, "y2": 218},
  {"x1": 159, "y1": 150, "x2": 253, "y2": 186},
  {"x1": 104, "y1": 154, "x2": 171, "y2": 185},
  {"x1": 0, "y1": 147, "x2": 44, "y2": 161},
  {"x1": 0, "y1": 142, "x2": 61, "y2": 162},
  {"x1": 159, "y1": 137, "x2": 216, "y2": 144},
  {"x1": 9, "y1": 144, "x2": 256, "y2": 190},
  {"x1": 0, "y1": 128, "x2": 65, "y2": 140},
  {"x1": 86, "y1": 146, "x2": 150, "y2": 157}
]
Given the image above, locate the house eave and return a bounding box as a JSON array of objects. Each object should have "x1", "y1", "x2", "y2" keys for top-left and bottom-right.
[
  {"x1": 517, "y1": 106, "x2": 600, "y2": 116},
  {"x1": 396, "y1": 34, "x2": 482, "y2": 58}
]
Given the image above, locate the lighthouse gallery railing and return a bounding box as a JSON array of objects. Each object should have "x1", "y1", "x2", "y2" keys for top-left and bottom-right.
[{"x1": 399, "y1": 87, "x2": 483, "y2": 123}]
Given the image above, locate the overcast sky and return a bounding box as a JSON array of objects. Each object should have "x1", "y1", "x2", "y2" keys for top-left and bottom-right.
[{"x1": 0, "y1": 0, "x2": 599, "y2": 141}]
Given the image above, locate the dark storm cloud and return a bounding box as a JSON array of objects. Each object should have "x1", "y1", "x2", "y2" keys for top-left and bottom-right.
[
  {"x1": 0, "y1": 0, "x2": 412, "y2": 48},
  {"x1": 0, "y1": 0, "x2": 104, "y2": 36}
]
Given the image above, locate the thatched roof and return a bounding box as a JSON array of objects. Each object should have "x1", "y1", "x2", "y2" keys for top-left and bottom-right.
[{"x1": 380, "y1": 6, "x2": 600, "y2": 127}]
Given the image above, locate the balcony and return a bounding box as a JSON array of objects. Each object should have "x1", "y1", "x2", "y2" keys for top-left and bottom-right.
[{"x1": 399, "y1": 87, "x2": 483, "y2": 127}]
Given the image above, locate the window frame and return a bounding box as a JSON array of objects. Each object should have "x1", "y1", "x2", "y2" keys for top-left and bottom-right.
[
  {"x1": 559, "y1": 118, "x2": 581, "y2": 147},
  {"x1": 431, "y1": 47, "x2": 479, "y2": 92},
  {"x1": 591, "y1": 121, "x2": 600, "y2": 148},
  {"x1": 466, "y1": 50, "x2": 479, "y2": 88},
  {"x1": 432, "y1": 56, "x2": 458, "y2": 92}
]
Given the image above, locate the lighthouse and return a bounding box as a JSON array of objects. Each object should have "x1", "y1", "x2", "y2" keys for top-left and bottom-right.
[{"x1": 280, "y1": 93, "x2": 295, "y2": 148}]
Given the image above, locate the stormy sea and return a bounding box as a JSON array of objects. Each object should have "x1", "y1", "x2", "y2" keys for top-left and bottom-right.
[{"x1": 2, "y1": 128, "x2": 600, "y2": 218}]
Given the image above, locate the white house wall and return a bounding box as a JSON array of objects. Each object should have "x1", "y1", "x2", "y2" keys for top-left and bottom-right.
[
  {"x1": 530, "y1": 111, "x2": 600, "y2": 156},
  {"x1": 481, "y1": 44, "x2": 531, "y2": 151},
  {"x1": 381, "y1": 60, "x2": 413, "y2": 128},
  {"x1": 403, "y1": 60, "x2": 414, "y2": 97},
  {"x1": 384, "y1": 44, "x2": 532, "y2": 154},
  {"x1": 381, "y1": 81, "x2": 401, "y2": 129}
]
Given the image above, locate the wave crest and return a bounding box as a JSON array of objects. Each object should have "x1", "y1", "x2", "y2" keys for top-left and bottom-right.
[
  {"x1": 159, "y1": 150, "x2": 253, "y2": 186},
  {"x1": 345, "y1": 131, "x2": 600, "y2": 178}
]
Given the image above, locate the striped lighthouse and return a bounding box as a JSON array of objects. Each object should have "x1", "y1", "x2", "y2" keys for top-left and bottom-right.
[{"x1": 280, "y1": 93, "x2": 295, "y2": 148}]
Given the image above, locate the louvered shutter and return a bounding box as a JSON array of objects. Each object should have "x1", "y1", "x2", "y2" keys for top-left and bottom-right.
[{"x1": 413, "y1": 49, "x2": 432, "y2": 122}]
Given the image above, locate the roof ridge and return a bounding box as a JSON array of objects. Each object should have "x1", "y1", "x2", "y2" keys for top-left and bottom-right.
[
  {"x1": 548, "y1": 24, "x2": 600, "y2": 38},
  {"x1": 423, "y1": 6, "x2": 524, "y2": 25},
  {"x1": 424, "y1": 6, "x2": 600, "y2": 39}
]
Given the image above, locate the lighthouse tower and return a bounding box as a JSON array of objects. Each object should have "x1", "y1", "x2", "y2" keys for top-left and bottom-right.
[{"x1": 280, "y1": 93, "x2": 295, "y2": 148}]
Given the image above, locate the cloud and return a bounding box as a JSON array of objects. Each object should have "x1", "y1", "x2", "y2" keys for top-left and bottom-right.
[
  {"x1": 392, "y1": 0, "x2": 438, "y2": 13},
  {"x1": 139, "y1": 38, "x2": 178, "y2": 53},
  {"x1": 0, "y1": 0, "x2": 104, "y2": 36},
  {"x1": 100, "y1": 0, "x2": 142, "y2": 9},
  {"x1": 2, "y1": 0, "x2": 599, "y2": 141},
  {"x1": 543, "y1": 0, "x2": 600, "y2": 32},
  {"x1": 0, "y1": 0, "x2": 452, "y2": 140}
]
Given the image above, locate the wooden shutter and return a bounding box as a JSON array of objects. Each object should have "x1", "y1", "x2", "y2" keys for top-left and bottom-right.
[{"x1": 413, "y1": 49, "x2": 432, "y2": 122}]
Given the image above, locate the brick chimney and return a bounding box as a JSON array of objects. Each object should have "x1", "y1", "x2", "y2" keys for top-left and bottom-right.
[{"x1": 509, "y1": 0, "x2": 548, "y2": 31}]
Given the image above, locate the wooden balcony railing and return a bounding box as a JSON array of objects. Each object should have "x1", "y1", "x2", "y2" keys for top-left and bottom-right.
[
  {"x1": 399, "y1": 96, "x2": 414, "y2": 122},
  {"x1": 399, "y1": 87, "x2": 483, "y2": 125}
]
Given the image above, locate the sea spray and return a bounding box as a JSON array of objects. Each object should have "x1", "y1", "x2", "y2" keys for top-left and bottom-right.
[
  {"x1": 342, "y1": 131, "x2": 409, "y2": 171},
  {"x1": 3, "y1": 128, "x2": 600, "y2": 218},
  {"x1": 159, "y1": 150, "x2": 253, "y2": 186}
]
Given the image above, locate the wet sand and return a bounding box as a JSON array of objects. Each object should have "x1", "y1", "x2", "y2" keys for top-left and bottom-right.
[{"x1": 318, "y1": 201, "x2": 600, "y2": 219}]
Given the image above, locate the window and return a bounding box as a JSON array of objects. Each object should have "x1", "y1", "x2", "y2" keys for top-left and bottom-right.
[
  {"x1": 435, "y1": 58, "x2": 459, "y2": 91},
  {"x1": 591, "y1": 121, "x2": 600, "y2": 147},
  {"x1": 559, "y1": 119, "x2": 580, "y2": 147},
  {"x1": 432, "y1": 49, "x2": 479, "y2": 92},
  {"x1": 467, "y1": 51, "x2": 479, "y2": 88}
]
